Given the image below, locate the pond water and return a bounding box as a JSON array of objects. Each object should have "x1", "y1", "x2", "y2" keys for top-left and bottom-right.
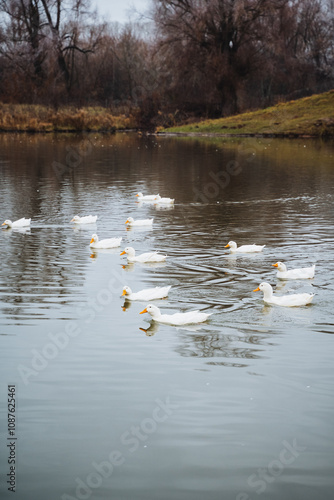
[{"x1": 0, "y1": 132, "x2": 333, "y2": 500}]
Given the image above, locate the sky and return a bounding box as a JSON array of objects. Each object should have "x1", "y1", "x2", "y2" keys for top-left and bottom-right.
[{"x1": 91, "y1": 0, "x2": 151, "y2": 24}]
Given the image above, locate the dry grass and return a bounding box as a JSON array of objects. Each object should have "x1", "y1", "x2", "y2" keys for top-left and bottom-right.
[{"x1": 0, "y1": 104, "x2": 137, "y2": 132}]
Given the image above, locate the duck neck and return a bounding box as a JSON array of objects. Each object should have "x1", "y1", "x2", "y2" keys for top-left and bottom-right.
[{"x1": 263, "y1": 286, "x2": 273, "y2": 301}]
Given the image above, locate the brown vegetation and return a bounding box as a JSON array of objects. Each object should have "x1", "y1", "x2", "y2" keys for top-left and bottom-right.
[
  {"x1": 0, "y1": 1, "x2": 333, "y2": 129},
  {"x1": 0, "y1": 104, "x2": 136, "y2": 132}
]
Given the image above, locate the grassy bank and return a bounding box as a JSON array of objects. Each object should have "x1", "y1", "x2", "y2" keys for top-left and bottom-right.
[
  {"x1": 0, "y1": 104, "x2": 136, "y2": 132},
  {"x1": 161, "y1": 90, "x2": 334, "y2": 137},
  {"x1": 2, "y1": 90, "x2": 334, "y2": 135}
]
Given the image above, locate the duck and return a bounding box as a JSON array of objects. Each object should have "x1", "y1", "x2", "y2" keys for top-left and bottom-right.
[
  {"x1": 139, "y1": 304, "x2": 211, "y2": 325},
  {"x1": 253, "y1": 282, "x2": 314, "y2": 307},
  {"x1": 136, "y1": 192, "x2": 158, "y2": 201},
  {"x1": 2, "y1": 218, "x2": 31, "y2": 228},
  {"x1": 125, "y1": 217, "x2": 153, "y2": 227},
  {"x1": 155, "y1": 194, "x2": 175, "y2": 204},
  {"x1": 90, "y1": 234, "x2": 122, "y2": 249},
  {"x1": 71, "y1": 215, "x2": 98, "y2": 224},
  {"x1": 272, "y1": 261, "x2": 315, "y2": 279},
  {"x1": 120, "y1": 246, "x2": 167, "y2": 263},
  {"x1": 225, "y1": 241, "x2": 265, "y2": 253},
  {"x1": 122, "y1": 285, "x2": 171, "y2": 301}
]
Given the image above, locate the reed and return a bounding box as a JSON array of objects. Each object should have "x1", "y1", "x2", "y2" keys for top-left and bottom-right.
[{"x1": 0, "y1": 104, "x2": 137, "y2": 132}]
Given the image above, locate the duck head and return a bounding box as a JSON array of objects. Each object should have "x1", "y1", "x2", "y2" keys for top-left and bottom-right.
[
  {"x1": 225, "y1": 241, "x2": 237, "y2": 250},
  {"x1": 139, "y1": 304, "x2": 160, "y2": 318},
  {"x1": 122, "y1": 286, "x2": 132, "y2": 296},
  {"x1": 90, "y1": 234, "x2": 98, "y2": 244},
  {"x1": 272, "y1": 262, "x2": 287, "y2": 272},
  {"x1": 120, "y1": 246, "x2": 135, "y2": 257},
  {"x1": 253, "y1": 282, "x2": 274, "y2": 299}
]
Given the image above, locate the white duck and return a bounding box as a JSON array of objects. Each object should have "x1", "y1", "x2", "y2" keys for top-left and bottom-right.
[
  {"x1": 225, "y1": 241, "x2": 265, "y2": 253},
  {"x1": 71, "y1": 215, "x2": 98, "y2": 224},
  {"x1": 155, "y1": 194, "x2": 175, "y2": 204},
  {"x1": 272, "y1": 261, "x2": 315, "y2": 280},
  {"x1": 253, "y1": 282, "x2": 314, "y2": 307},
  {"x1": 125, "y1": 217, "x2": 153, "y2": 227},
  {"x1": 139, "y1": 304, "x2": 211, "y2": 325},
  {"x1": 120, "y1": 246, "x2": 167, "y2": 263},
  {"x1": 122, "y1": 285, "x2": 171, "y2": 301},
  {"x1": 90, "y1": 233, "x2": 122, "y2": 249},
  {"x1": 2, "y1": 218, "x2": 31, "y2": 228},
  {"x1": 136, "y1": 192, "x2": 158, "y2": 201}
]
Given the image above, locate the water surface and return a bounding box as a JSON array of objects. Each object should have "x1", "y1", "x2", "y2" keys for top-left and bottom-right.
[{"x1": 0, "y1": 133, "x2": 333, "y2": 500}]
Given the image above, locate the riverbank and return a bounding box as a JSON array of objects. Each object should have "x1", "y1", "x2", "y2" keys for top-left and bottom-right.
[
  {"x1": 1, "y1": 90, "x2": 334, "y2": 136},
  {"x1": 0, "y1": 104, "x2": 136, "y2": 132},
  {"x1": 160, "y1": 90, "x2": 334, "y2": 138}
]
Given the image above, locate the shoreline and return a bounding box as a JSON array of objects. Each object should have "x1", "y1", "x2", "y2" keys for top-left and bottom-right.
[
  {"x1": 0, "y1": 128, "x2": 332, "y2": 139},
  {"x1": 1, "y1": 89, "x2": 333, "y2": 137},
  {"x1": 156, "y1": 131, "x2": 332, "y2": 139}
]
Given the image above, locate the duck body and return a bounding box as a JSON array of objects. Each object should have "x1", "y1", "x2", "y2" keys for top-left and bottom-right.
[
  {"x1": 272, "y1": 262, "x2": 315, "y2": 280},
  {"x1": 90, "y1": 234, "x2": 122, "y2": 249},
  {"x1": 155, "y1": 194, "x2": 175, "y2": 204},
  {"x1": 2, "y1": 218, "x2": 31, "y2": 228},
  {"x1": 71, "y1": 215, "x2": 98, "y2": 224},
  {"x1": 136, "y1": 192, "x2": 158, "y2": 201},
  {"x1": 122, "y1": 285, "x2": 171, "y2": 301},
  {"x1": 140, "y1": 304, "x2": 211, "y2": 325},
  {"x1": 253, "y1": 282, "x2": 314, "y2": 307},
  {"x1": 225, "y1": 240, "x2": 265, "y2": 253},
  {"x1": 125, "y1": 217, "x2": 153, "y2": 227},
  {"x1": 120, "y1": 246, "x2": 167, "y2": 263}
]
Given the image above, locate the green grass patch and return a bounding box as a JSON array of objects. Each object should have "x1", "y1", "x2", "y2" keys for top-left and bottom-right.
[{"x1": 162, "y1": 90, "x2": 334, "y2": 137}]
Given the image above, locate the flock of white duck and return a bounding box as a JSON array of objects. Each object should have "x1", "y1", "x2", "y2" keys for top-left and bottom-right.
[{"x1": 2, "y1": 190, "x2": 315, "y2": 326}]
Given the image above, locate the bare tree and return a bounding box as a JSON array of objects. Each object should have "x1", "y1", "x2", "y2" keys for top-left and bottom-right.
[
  {"x1": 151, "y1": 0, "x2": 334, "y2": 115},
  {"x1": 0, "y1": 0, "x2": 104, "y2": 102},
  {"x1": 0, "y1": 0, "x2": 332, "y2": 116},
  {"x1": 152, "y1": 0, "x2": 289, "y2": 113}
]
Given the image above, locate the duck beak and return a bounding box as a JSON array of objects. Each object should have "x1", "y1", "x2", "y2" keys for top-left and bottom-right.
[
  {"x1": 70, "y1": 218, "x2": 74, "y2": 222},
  {"x1": 125, "y1": 220, "x2": 129, "y2": 224},
  {"x1": 272, "y1": 263, "x2": 278, "y2": 267},
  {"x1": 120, "y1": 250, "x2": 126, "y2": 255},
  {"x1": 253, "y1": 287, "x2": 260, "y2": 292},
  {"x1": 1, "y1": 222, "x2": 6, "y2": 226},
  {"x1": 90, "y1": 238, "x2": 94, "y2": 244},
  {"x1": 224, "y1": 244, "x2": 230, "y2": 248},
  {"x1": 136, "y1": 194, "x2": 139, "y2": 197},
  {"x1": 139, "y1": 308, "x2": 147, "y2": 314},
  {"x1": 122, "y1": 290, "x2": 127, "y2": 296}
]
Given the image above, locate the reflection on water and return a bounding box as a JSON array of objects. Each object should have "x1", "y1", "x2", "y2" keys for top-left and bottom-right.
[{"x1": 0, "y1": 133, "x2": 334, "y2": 500}]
